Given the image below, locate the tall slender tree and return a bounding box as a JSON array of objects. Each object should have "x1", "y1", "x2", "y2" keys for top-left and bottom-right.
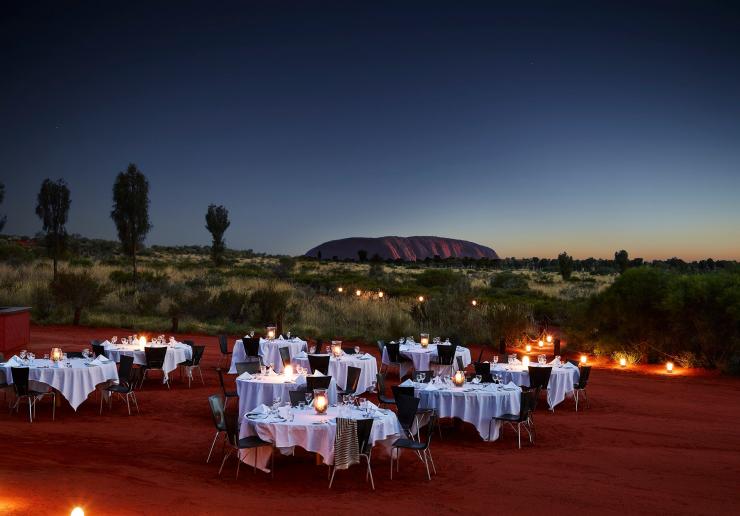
[
  {"x1": 205, "y1": 204, "x2": 230, "y2": 265},
  {"x1": 0, "y1": 181, "x2": 7, "y2": 232},
  {"x1": 615, "y1": 249, "x2": 630, "y2": 274},
  {"x1": 558, "y1": 251, "x2": 574, "y2": 280},
  {"x1": 111, "y1": 164, "x2": 152, "y2": 281},
  {"x1": 35, "y1": 178, "x2": 71, "y2": 280}
]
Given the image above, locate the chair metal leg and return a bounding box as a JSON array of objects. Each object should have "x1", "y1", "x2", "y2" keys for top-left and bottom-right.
[
  {"x1": 28, "y1": 397, "x2": 33, "y2": 422},
  {"x1": 198, "y1": 366, "x2": 205, "y2": 385},
  {"x1": 207, "y1": 431, "x2": 221, "y2": 463},
  {"x1": 426, "y1": 449, "x2": 436, "y2": 475},
  {"x1": 328, "y1": 466, "x2": 337, "y2": 488},
  {"x1": 390, "y1": 448, "x2": 394, "y2": 479},
  {"x1": 51, "y1": 393, "x2": 55, "y2": 420},
  {"x1": 236, "y1": 453, "x2": 241, "y2": 479},
  {"x1": 218, "y1": 449, "x2": 233, "y2": 476}
]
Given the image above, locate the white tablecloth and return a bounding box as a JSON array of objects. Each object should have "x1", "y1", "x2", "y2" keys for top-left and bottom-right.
[
  {"x1": 236, "y1": 373, "x2": 338, "y2": 418},
  {"x1": 101, "y1": 341, "x2": 191, "y2": 383},
  {"x1": 239, "y1": 405, "x2": 402, "y2": 470},
  {"x1": 416, "y1": 382, "x2": 521, "y2": 441},
  {"x1": 229, "y1": 337, "x2": 307, "y2": 374},
  {"x1": 1, "y1": 358, "x2": 119, "y2": 410},
  {"x1": 382, "y1": 343, "x2": 472, "y2": 376},
  {"x1": 291, "y1": 353, "x2": 378, "y2": 394},
  {"x1": 490, "y1": 363, "x2": 579, "y2": 409}
]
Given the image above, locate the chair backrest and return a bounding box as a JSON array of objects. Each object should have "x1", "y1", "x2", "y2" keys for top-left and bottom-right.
[
  {"x1": 528, "y1": 366, "x2": 552, "y2": 390},
  {"x1": 191, "y1": 345, "x2": 206, "y2": 366},
  {"x1": 356, "y1": 418, "x2": 374, "y2": 455},
  {"x1": 11, "y1": 367, "x2": 30, "y2": 396},
  {"x1": 498, "y1": 337, "x2": 506, "y2": 355},
  {"x1": 289, "y1": 388, "x2": 307, "y2": 407},
  {"x1": 92, "y1": 343, "x2": 106, "y2": 357},
  {"x1": 306, "y1": 375, "x2": 332, "y2": 392},
  {"x1": 385, "y1": 342, "x2": 402, "y2": 363},
  {"x1": 414, "y1": 370, "x2": 434, "y2": 383},
  {"x1": 278, "y1": 347, "x2": 291, "y2": 367},
  {"x1": 218, "y1": 334, "x2": 229, "y2": 355},
  {"x1": 567, "y1": 359, "x2": 579, "y2": 367},
  {"x1": 519, "y1": 388, "x2": 537, "y2": 422},
  {"x1": 391, "y1": 385, "x2": 414, "y2": 403},
  {"x1": 216, "y1": 368, "x2": 229, "y2": 395},
  {"x1": 343, "y1": 366, "x2": 361, "y2": 394},
  {"x1": 553, "y1": 338, "x2": 561, "y2": 355},
  {"x1": 182, "y1": 339, "x2": 195, "y2": 347},
  {"x1": 236, "y1": 361, "x2": 260, "y2": 375},
  {"x1": 436, "y1": 344, "x2": 456, "y2": 365},
  {"x1": 474, "y1": 362, "x2": 490, "y2": 376},
  {"x1": 144, "y1": 346, "x2": 167, "y2": 368},
  {"x1": 243, "y1": 337, "x2": 261, "y2": 357},
  {"x1": 376, "y1": 340, "x2": 385, "y2": 354},
  {"x1": 208, "y1": 394, "x2": 227, "y2": 431},
  {"x1": 224, "y1": 412, "x2": 240, "y2": 445},
  {"x1": 90, "y1": 339, "x2": 101, "y2": 346},
  {"x1": 376, "y1": 372, "x2": 387, "y2": 395},
  {"x1": 334, "y1": 418, "x2": 360, "y2": 470},
  {"x1": 395, "y1": 394, "x2": 420, "y2": 431},
  {"x1": 576, "y1": 366, "x2": 591, "y2": 389},
  {"x1": 118, "y1": 354, "x2": 135, "y2": 385},
  {"x1": 342, "y1": 347, "x2": 357, "y2": 355},
  {"x1": 66, "y1": 351, "x2": 84, "y2": 358},
  {"x1": 308, "y1": 354, "x2": 330, "y2": 375},
  {"x1": 476, "y1": 349, "x2": 484, "y2": 363}
]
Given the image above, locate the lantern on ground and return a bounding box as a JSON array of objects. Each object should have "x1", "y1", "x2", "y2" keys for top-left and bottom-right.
[
  {"x1": 420, "y1": 333, "x2": 430, "y2": 348},
  {"x1": 418, "y1": 295, "x2": 425, "y2": 302},
  {"x1": 313, "y1": 389, "x2": 328, "y2": 414},
  {"x1": 546, "y1": 334, "x2": 553, "y2": 344},
  {"x1": 471, "y1": 300, "x2": 477, "y2": 307},
  {"x1": 525, "y1": 344, "x2": 532, "y2": 353},
  {"x1": 619, "y1": 357, "x2": 627, "y2": 367},
  {"x1": 266, "y1": 326, "x2": 276, "y2": 340},
  {"x1": 666, "y1": 362, "x2": 674, "y2": 373},
  {"x1": 378, "y1": 291, "x2": 384, "y2": 298},
  {"x1": 355, "y1": 289, "x2": 362, "y2": 297},
  {"x1": 580, "y1": 354, "x2": 587, "y2": 365},
  {"x1": 337, "y1": 287, "x2": 344, "y2": 293}
]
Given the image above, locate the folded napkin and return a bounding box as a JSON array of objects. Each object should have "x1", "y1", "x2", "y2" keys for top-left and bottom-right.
[
  {"x1": 424, "y1": 383, "x2": 440, "y2": 391},
  {"x1": 505, "y1": 381, "x2": 519, "y2": 389},
  {"x1": 101, "y1": 340, "x2": 111, "y2": 347},
  {"x1": 549, "y1": 357, "x2": 561, "y2": 366},
  {"x1": 311, "y1": 370, "x2": 325, "y2": 377},
  {"x1": 471, "y1": 377, "x2": 481, "y2": 384},
  {"x1": 399, "y1": 379, "x2": 415, "y2": 387},
  {"x1": 294, "y1": 351, "x2": 308, "y2": 359},
  {"x1": 7, "y1": 355, "x2": 22, "y2": 366},
  {"x1": 511, "y1": 358, "x2": 522, "y2": 365},
  {"x1": 239, "y1": 371, "x2": 254, "y2": 380},
  {"x1": 365, "y1": 400, "x2": 379, "y2": 411},
  {"x1": 278, "y1": 335, "x2": 285, "y2": 340},
  {"x1": 247, "y1": 404, "x2": 270, "y2": 416},
  {"x1": 90, "y1": 356, "x2": 106, "y2": 366}
]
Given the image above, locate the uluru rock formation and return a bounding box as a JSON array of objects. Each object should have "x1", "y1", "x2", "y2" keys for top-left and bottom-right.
[{"x1": 305, "y1": 236, "x2": 498, "y2": 261}]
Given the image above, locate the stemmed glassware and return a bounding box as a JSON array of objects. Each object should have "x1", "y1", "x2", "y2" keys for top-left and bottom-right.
[
  {"x1": 493, "y1": 355, "x2": 499, "y2": 365},
  {"x1": 304, "y1": 391, "x2": 313, "y2": 408}
]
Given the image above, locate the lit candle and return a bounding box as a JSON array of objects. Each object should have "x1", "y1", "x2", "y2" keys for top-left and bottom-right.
[
  {"x1": 266, "y1": 326, "x2": 276, "y2": 340},
  {"x1": 139, "y1": 336, "x2": 147, "y2": 347},
  {"x1": 418, "y1": 295, "x2": 425, "y2": 302},
  {"x1": 420, "y1": 333, "x2": 430, "y2": 348},
  {"x1": 355, "y1": 289, "x2": 362, "y2": 297},
  {"x1": 453, "y1": 370, "x2": 465, "y2": 386},
  {"x1": 666, "y1": 362, "x2": 674, "y2": 373},
  {"x1": 71, "y1": 508, "x2": 85, "y2": 516},
  {"x1": 313, "y1": 390, "x2": 328, "y2": 414},
  {"x1": 378, "y1": 291, "x2": 384, "y2": 298},
  {"x1": 522, "y1": 356, "x2": 530, "y2": 368},
  {"x1": 337, "y1": 287, "x2": 343, "y2": 293},
  {"x1": 51, "y1": 347, "x2": 63, "y2": 362},
  {"x1": 619, "y1": 357, "x2": 627, "y2": 367},
  {"x1": 546, "y1": 334, "x2": 553, "y2": 343},
  {"x1": 283, "y1": 364, "x2": 293, "y2": 377},
  {"x1": 525, "y1": 344, "x2": 532, "y2": 353},
  {"x1": 331, "y1": 341, "x2": 342, "y2": 357},
  {"x1": 580, "y1": 355, "x2": 587, "y2": 365},
  {"x1": 538, "y1": 340, "x2": 544, "y2": 348},
  {"x1": 471, "y1": 300, "x2": 477, "y2": 306}
]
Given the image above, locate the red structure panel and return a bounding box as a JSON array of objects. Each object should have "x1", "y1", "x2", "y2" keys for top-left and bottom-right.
[{"x1": 0, "y1": 307, "x2": 31, "y2": 352}]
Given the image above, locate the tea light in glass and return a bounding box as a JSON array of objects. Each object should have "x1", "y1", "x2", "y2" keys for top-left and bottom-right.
[{"x1": 266, "y1": 326, "x2": 276, "y2": 340}]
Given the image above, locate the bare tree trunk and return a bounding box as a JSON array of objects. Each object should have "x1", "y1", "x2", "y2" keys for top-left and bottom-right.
[
  {"x1": 73, "y1": 307, "x2": 81, "y2": 325},
  {"x1": 53, "y1": 255, "x2": 58, "y2": 281},
  {"x1": 132, "y1": 249, "x2": 137, "y2": 283}
]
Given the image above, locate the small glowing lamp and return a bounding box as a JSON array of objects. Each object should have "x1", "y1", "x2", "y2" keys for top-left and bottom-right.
[
  {"x1": 51, "y1": 347, "x2": 63, "y2": 362},
  {"x1": 420, "y1": 333, "x2": 430, "y2": 348},
  {"x1": 355, "y1": 289, "x2": 362, "y2": 297},
  {"x1": 378, "y1": 291, "x2": 384, "y2": 298},
  {"x1": 580, "y1": 354, "x2": 587, "y2": 365},
  {"x1": 418, "y1": 295, "x2": 425, "y2": 302},
  {"x1": 538, "y1": 340, "x2": 544, "y2": 348},
  {"x1": 471, "y1": 300, "x2": 477, "y2": 306},
  {"x1": 266, "y1": 326, "x2": 276, "y2": 340},
  {"x1": 619, "y1": 357, "x2": 627, "y2": 367},
  {"x1": 313, "y1": 389, "x2": 328, "y2": 414},
  {"x1": 546, "y1": 334, "x2": 553, "y2": 343},
  {"x1": 331, "y1": 341, "x2": 343, "y2": 357},
  {"x1": 139, "y1": 335, "x2": 147, "y2": 347},
  {"x1": 337, "y1": 287, "x2": 344, "y2": 293},
  {"x1": 522, "y1": 356, "x2": 530, "y2": 368},
  {"x1": 452, "y1": 370, "x2": 465, "y2": 386},
  {"x1": 666, "y1": 362, "x2": 674, "y2": 373},
  {"x1": 525, "y1": 344, "x2": 532, "y2": 353},
  {"x1": 71, "y1": 508, "x2": 85, "y2": 516},
  {"x1": 283, "y1": 364, "x2": 293, "y2": 377}
]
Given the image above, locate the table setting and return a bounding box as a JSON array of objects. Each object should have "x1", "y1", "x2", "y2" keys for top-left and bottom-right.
[
  {"x1": 229, "y1": 332, "x2": 307, "y2": 374},
  {"x1": 488, "y1": 354, "x2": 580, "y2": 409},
  {"x1": 291, "y1": 346, "x2": 378, "y2": 394},
  {"x1": 381, "y1": 336, "x2": 472, "y2": 376},
  {"x1": 1, "y1": 348, "x2": 119, "y2": 410},
  {"x1": 238, "y1": 397, "x2": 402, "y2": 471},
  {"x1": 400, "y1": 371, "x2": 521, "y2": 441},
  {"x1": 99, "y1": 335, "x2": 192, "y2": 383},
  {"x1": 236, "y1": 366, "x2": 338, "y2": 418}
]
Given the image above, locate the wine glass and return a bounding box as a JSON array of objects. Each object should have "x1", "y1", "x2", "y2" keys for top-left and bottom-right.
[
  {"x1": 111, "y1": 336, "x2": 117, "y2": 344},
  {"x1": 286, "y1": 331, "x2": 291, "y2": 339},
  {"x1": 369, "y1": 380, "x2": 377, "y2": 394},
  {"x1": 354, "y1": 346, "x2": 360, "y2": 354},
  {"x1": 304, "y1": 392, "x2": 313, "y2": 407},
  {"x1": 20, "y1": 350, "x2": 27, "y2": 361},
  {"x1": 475, "y1": 374, "x2": 482, "y2": 384},
  {"x1": 249, "y1": 330, "x2": 255, "y2": 337},
  {"x1": 493, "y1": 355, "x2": 499, "y2": 365}
]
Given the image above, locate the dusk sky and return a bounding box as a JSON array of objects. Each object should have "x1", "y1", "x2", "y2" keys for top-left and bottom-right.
[{"x1": 2, "y1": 1, "x2": 739, "y2": 260}]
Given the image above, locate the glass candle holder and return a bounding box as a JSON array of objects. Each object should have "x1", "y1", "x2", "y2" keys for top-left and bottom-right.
[
  {"x1": 266, "y1": 326, "x2": 277, "y2": 340},
  {"x1": 452, "y1": 370, "x2": 465, "y2": 386},
  {"x1": 420, "y1": 333, "x2": 430, "y2": 348},
  {"x1": 313, "y1": 389, "x2": 328, "y2": 414}
]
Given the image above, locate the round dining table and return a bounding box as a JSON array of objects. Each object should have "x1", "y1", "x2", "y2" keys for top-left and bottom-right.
[
  {"x1": 291, "y1": 352, "x2": 378, "y2": 394},
  {"x1": 229, "y1": 337, "x2": 307, "y2": 374},
  {"x1": 101, "y1": 340, "x2": 191, "y2": 383},
  {"x1": 381, "y1": 341, "x2": 473, "y2": 376},
  {"x1": 236, "y1": 371, "x2": 338, "y2": 419},
  {"x1": 490, "y1": 362, "x2": 579, "y2": 409},
  {"x1": 238, "y1": 404, "x2": 402, "y2": 471},
  {"x1": 1, "y1": 357, "x2": 119, "y2": 410}
]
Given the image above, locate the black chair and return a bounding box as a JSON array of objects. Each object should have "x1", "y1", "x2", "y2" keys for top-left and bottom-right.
[
  {"x1": 236, "y1": 361, "x2": 261, "y2": 376},
  {"x1": 218, "y1": 334, "x2": 231, "y2": 368},
  {"x1": 11, "y1": 367, "x2": 55, "y2": 422},
  {"x1": 278, "y1": 347, "x2": 292, "y2": 368},
  {"x1": 376, "y1": 340, "x2": 385, "y2": 355},
  {"x1": 383, "y1": 342, "x2": 411, "y2": 377},
  {"x1": 491, "y1": 388, "x2": 537, "y2": 448},
  {"x1": 101, "y1": 354, "x2": 139, "y2": 415},
  {"x1": 553, "y1": 338, "x2": 561, "y2": 356},
  {"x1": 329, "y1": 418, "x2": 375, "y2": 490},
  {"x1": 207, "y1": 394, "x2": 227, "y2": 463},
  {"x1": 182, "y1": 339, "x2": 195, "y2": 347},
  {"x1": 338, "y1": 366, "x2": 361, "y2": 395},
  {"x1": 90, "y1": 339, "x2": 101, "y2": 347},
  {"x1": 413, "y1": 370, "x2": 434, "y2": 383},
  {"x1": 0, "y1": 353, "x2": 8, "y2": 403},
  {"x1": 342, "y1": 347, "x2": 357, "y2": 355},
  {"x1": 498, "y1": 337, "x2": 506, "y2": 355},
  {"x1": 456, "y1": 355, "x2": 465, "y2": 372},
  {"x1": 92, "y1": 343, "x2": 106, "y2": 358},
  {"x1": 528, "y1": 366, "x2": 552, "y2": 411},
  {"x1": 312, "y1": 338, "x2": 324, "y2": 354},
  {"x1": 391, "y1": 385, "x2": 414, "y2": 403},
  {"x1": 573, "y1": 366, "x2": 591, "y2": 411},
  {"x1": 567, "y1": 359, "x2": 580, "y2": 367},
  {"x1": 305, "y1": 375, "x2": 332, "y2": 393},
  {"x1": 243, "y1": 337, "x2": 261, "y2": 361},
  {"x1": 472, "y1": 362, "x2": 494, "y2": 383},
  {"x1": 434, "y1": 344, "x2": 457, "y2": 375},
  {"x1": 66, "y1": 351, "x2": 84, "y2": 358},
  {"x1": 217, "y1": 368, "x2": 238, "y2": 410},
  {"x1": 219, "y1": 413, "x2": 273, "y2": 478},
  {"x1": 139, "y1": 346, "x2": 169, "y2": 389},
  {"x1": 289, "y1": 388, "x2": 307, "y2": 407},
  {"x1": 375, "y1": 373, "x2": 395, "y2": 407},
  {"x1": 476, "y1": 348, "x2": 484, "y2": 364},
  {"x1": 308, "y1": 354, "x2": 330, "y2": 375},
  {"x1": 390, "y1": 395, "x2": 436, "y2": 480},
  {"x1": 180, "y1": 345, "x2": 205, "y2": 388}
]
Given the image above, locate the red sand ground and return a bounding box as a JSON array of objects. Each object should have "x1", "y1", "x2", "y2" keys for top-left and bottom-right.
[{"x1": 2, "y1": 325, "x2": 739, "y2": 516}]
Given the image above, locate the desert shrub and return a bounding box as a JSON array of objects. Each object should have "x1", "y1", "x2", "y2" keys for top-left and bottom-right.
[
  {"x1": 482, "y1": 303, "x2": 535, "y2": 346},
  {"x1": 69, "y1": 257, "x2": 93, "y2": 267},
  {"x1": 410, "y1": 276, "x2": 479, "y2": 344},
  {"x1": 51, "y1": 271, "x2": 109, "y2": 325},
  {"x1": 609, "y1": 350, "x2": 641, "y2": 366},
  {"x1": 273, "y1": 256, "x2": 296, "y2": 279},
  {"x1": 490, "y1": 271, "x2": 529, "y2": 291},
  {"x1": 31, "y1": 284, "x2": 55, "y2": 320},
  {"x1": 135, "y1": 285, "x2": 163, "y2": 315},
  {"x1": 211, "y1": 289, "x2": 248, "y2": 323},
  {"x1": 416, "y1": 269, "x2": 463, "y2": 288},
  {"x1": 249, "y1": 284, "x2": 292, "y2": 328},
  {"x1": 0, "y1": 242, "x2": 34, "y2": 266}
]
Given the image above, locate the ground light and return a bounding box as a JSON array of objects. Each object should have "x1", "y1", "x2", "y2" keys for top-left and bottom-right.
[
  {"x1": 580, "y1": 355, "x2": 588, "y2": 364},
  {"x1": 355, "y1": 289, "x2": 361, "y2": 296},
  {"x1": 666, "y1": 362, "x2": 674, "y2": 373},
  {"x1": 337, "y1": 287, "x2": 343, "y2": 293},
  {"x1": 418, "y1": 295, "x2": 424, "y2": 302},
  {"x1": 71, "y1": 508, "x2": 84, "y2": 516},
  {"x1": 619, "y1": 357, "x2": 627, "y2": 367},
  {"x1": 378, "y1": 291, "x2": 384, "y2": 298},
  {"x1": 471, "y1": 299, "x2": 477, "y2": 306},
  {"x1": 546, "y1": 334, "x2": 553, "y2": 343}
]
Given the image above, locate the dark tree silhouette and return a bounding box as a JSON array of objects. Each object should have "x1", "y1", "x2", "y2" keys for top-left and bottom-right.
[
  {"x1": 111, "y1": 164, "x2": 152, "y2": 281},
  {"x1": 205, "y1": 204, "x2": 230, "y2": 265},
  {"x1": 558, "y1": 251, "x2": 574, "y2": 280},
  {"x1": 357, "y1": 249, "x2": 368, "y2": 262},
  {"x1": 615, "y1": 249, "x2": 630, "y2": 274},
  {"x1": 35, "y1": 178, "x2": 71, "y2": 280},
  {"x1": 0, "y1": 181, "x2": 6, "y2": 231}
]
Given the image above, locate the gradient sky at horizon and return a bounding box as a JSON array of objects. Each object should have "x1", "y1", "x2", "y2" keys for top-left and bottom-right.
[{"x1": 2, "y1": 1, "x2": 739, "y2": 260}]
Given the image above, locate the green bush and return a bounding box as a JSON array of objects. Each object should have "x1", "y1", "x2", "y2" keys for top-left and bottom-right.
[
  {"x1": 416, "y1": 269, "x2": 463, "y2": 288},
  {"x1": 490, "y1": 271, "x2": 529, "y2": 291},
  {"x1": 31, "y1": 284, "x2": 55, "y2": 320},
  {"x1": 51, "y1": 272, "x2": 109, "y2": 325}
]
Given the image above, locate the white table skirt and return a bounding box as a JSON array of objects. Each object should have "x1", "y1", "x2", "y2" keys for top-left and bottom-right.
[
  {"x1": 490, "y1": 363, "x2": 579, "y2": 409},
  {"x1": 2, "y1": 358, "x2": 119, "y2": 410},
  {"x1": 291, "y1": 354, "x2": 378, "y2": 394},
  {"x1": 229, "y1": 338, "x2": 307, "y2": 374},
  {"x1": 416, "y1": 383, "x2": 521, "y2": 441},
  {"x1": 382, "y1": 344, "x2": 472, "y2": 376},
  {"x1": 236, "y1": 373, "x2": 338, "y2": 418},
  {"x1": 102, "y1": 342, "x2": 191, "y2": 382},
  {"x1": 239, "y1": 405, "x2": 402, "y2": 471}
]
